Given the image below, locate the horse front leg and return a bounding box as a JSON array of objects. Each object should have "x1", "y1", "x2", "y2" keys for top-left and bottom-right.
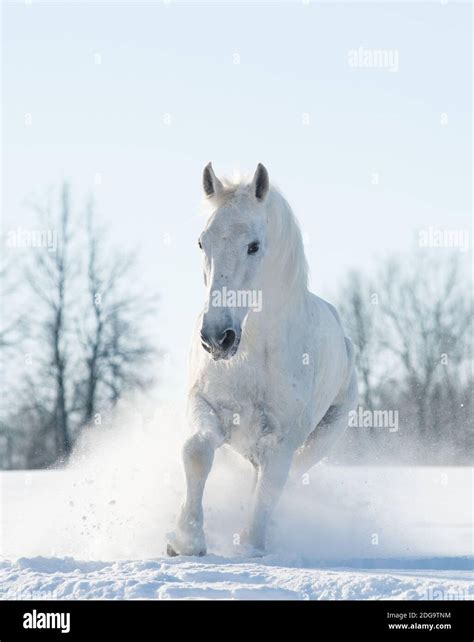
[
  {"x1": 167, "y1": 396, "x2": 224, "y2": 556},
  {"x1": 245, "y1": 444, "x2": 293, "y2": 554}
]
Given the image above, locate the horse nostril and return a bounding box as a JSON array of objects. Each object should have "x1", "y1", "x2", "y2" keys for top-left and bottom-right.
[
  {"x1": 218, "y1": 329, "x2": 236, "y2": 353},
  {"x1": 200, "y1": 330, "x2": 212, "y2": 352}
]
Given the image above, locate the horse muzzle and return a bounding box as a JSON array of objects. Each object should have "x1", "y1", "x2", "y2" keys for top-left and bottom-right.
[{"x1": 200, "y1": 327, "x2": 241, "y2": 360}]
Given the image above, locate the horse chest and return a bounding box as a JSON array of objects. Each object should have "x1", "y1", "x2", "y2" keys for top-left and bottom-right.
[
  {"x1": 207, "y1": 363, "x2": 301, "y2": 462},
  {"x1": 192, "y1": 324, "x2": 325, "y2": 462},
  {"x1": 220, "y1": 400, "x2": 282, "y2": 463}
]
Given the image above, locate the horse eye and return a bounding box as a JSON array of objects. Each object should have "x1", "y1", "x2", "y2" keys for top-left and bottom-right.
[
  {"x1": 247, "y1": 241, "x2": 260, "y2": 255},
  {"x1": 198, "y1": 239, "x2": 203, "y2": 250}
]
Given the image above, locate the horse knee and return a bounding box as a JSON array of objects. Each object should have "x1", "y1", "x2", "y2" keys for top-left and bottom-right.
[{"x1": 183, "y1": 433, "x2": 214, "y2": 475}]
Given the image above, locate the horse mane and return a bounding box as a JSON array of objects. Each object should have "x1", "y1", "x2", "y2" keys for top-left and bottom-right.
[
  {"x1": 264, "y1": 186, "x2": 309, "y2": 296},
  {"x1": 203, "y1": 174, "x2": 309, "y2": 297}
]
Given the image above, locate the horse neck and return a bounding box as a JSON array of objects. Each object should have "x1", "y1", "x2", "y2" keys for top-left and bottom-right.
[{"x1": 241, "y1": 283, "x2": 308, "y2": 352}]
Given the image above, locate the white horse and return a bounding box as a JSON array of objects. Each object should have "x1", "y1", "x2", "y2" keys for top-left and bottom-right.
[{"x1": 167, "y1": 163, "x2": 357, "y2": 556}]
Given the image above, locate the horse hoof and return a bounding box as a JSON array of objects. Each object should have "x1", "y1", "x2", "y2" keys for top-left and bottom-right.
[
  {"x1": 167, "y1": 543, "x2": 178, "y2": 557},
  {"x1": 166, "y1": 542, "x2": 206, "y2": 557}
]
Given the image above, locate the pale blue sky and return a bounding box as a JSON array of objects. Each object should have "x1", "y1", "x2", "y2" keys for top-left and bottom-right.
[{"x1": 2, "y1": 1, "x2": 472, "y2": 396}]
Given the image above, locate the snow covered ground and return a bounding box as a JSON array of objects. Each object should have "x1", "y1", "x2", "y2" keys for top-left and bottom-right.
[
  {"x1": 1, "y1": 555, "x2": 473, "y2": 600},
  {"x1": 0, "y1": 408, "x2": 472, "y2": 600}
]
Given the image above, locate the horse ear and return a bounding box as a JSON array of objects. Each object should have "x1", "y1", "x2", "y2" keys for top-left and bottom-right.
[
  {"x1": 252, "y1": 163, "x2": 269, "y2": 201},
  {"x1": 203, "y1": 162, "x2": 223, "y2": 197}
]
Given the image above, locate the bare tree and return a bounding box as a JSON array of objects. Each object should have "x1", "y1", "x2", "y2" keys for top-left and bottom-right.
[
  {"x1": 26, "y1": 184, "x2": 74, "y2": 461},
  {"x1": 1, "y1": 183, "x2": 160, "y2": 469},
  {"x1": 335, "y1": 251, "x2": 472, "y2": 464},
  {"x1": 76, "y1": 201, "x2": 158, "y2": 427},
  {"x1": 339, "y1": 270, "x2": 377, "y2": 409},
  {"x1": 0, "y1": 258, "x2": 29, "y2": 468},
  {"x1": 80, "y1": 201, "x2": 105, "y2": 424},
  {"x1": 0, "y1": 262, "x2": 28, "y2": 351},
  {"x1": 377, "y1": 252, "x2": 471, "y2": 443}
]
